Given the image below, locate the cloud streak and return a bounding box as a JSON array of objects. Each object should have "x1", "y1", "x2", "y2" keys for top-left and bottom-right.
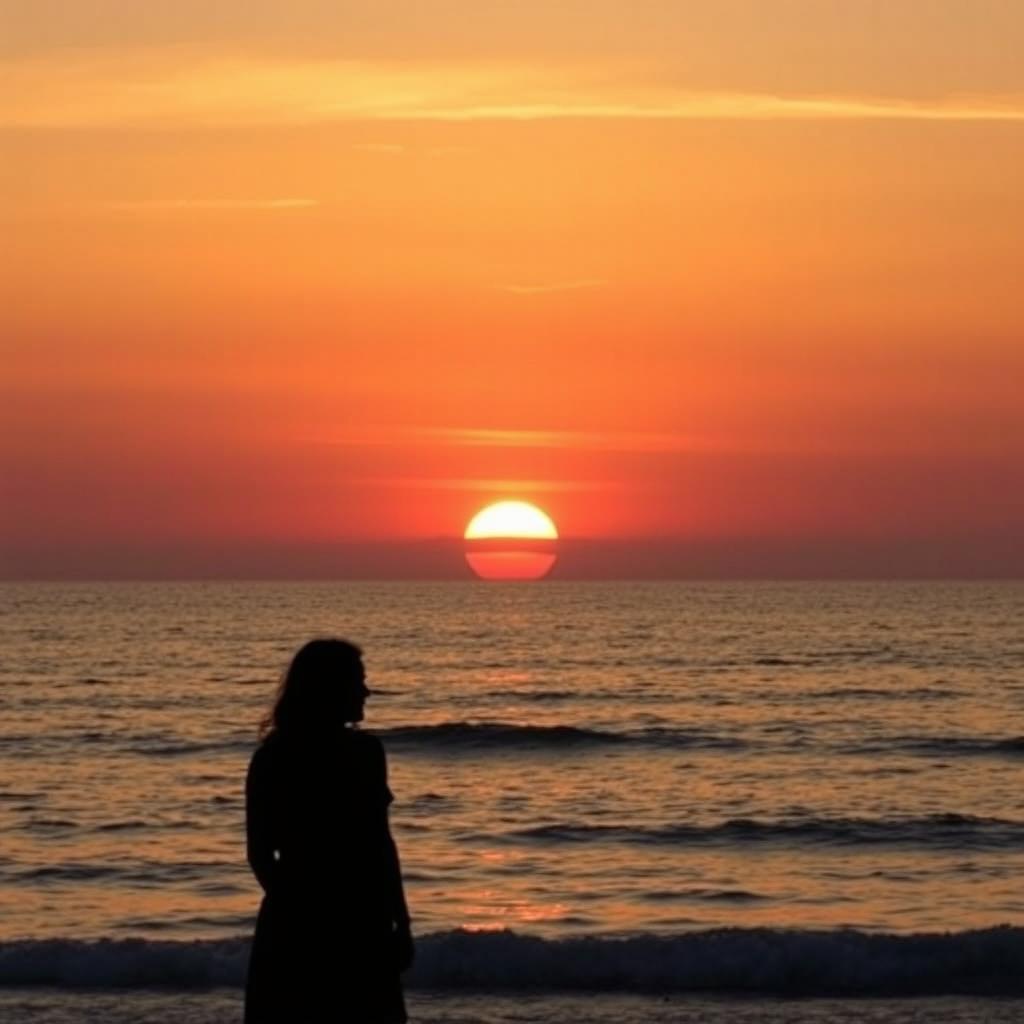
[
  {"x1": 309, "y1": 425, "x2": 732, "y2": 454},
  {"x1": 421, "y1": 97, "x2": 1024, "y2": 123},
  {"x1": 102, "y1": 198, "x2": 319, "y2": 210},
  {"x1": 4, "y1": 55, "x2": 1023, "y2": 128},
  {"x1": 348, "y1": 477, "x2": 622, "y2": 493}
]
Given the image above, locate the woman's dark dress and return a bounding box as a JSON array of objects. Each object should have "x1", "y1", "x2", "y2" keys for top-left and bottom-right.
[{"x1": 244, "y1": 728, "x2": 407, "y2": 1023}]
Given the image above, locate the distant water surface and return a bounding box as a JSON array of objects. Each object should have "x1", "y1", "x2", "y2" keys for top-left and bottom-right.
[{"x1": 1, "y1": 581, "x2": 1023, "y2": 1008}]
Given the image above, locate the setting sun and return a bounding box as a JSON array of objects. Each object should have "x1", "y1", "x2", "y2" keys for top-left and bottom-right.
[
  {"x1": 465, "y1": 501, "x2": 558, "y2": 541},
  {"x1": 464, "y1": 501, "x2": 559, "y2": 581}
]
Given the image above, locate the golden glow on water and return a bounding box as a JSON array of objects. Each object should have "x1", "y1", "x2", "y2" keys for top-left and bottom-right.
[
  {"x1": 461, "y1": 891, "x2": 572, "y2": 929},
  {"x1": 3, "y1": 582, "x2": 1024, "y2": 943}
]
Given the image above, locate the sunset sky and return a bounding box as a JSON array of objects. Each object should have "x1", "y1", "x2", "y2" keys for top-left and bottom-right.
[{"x1": 3, "y1": 1, "x2": 1023, "y2": 578}]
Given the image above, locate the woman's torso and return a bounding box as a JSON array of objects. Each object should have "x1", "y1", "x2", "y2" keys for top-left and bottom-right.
[{"x1": 251, "y1": 729, "x2": 392, "y2": 907}]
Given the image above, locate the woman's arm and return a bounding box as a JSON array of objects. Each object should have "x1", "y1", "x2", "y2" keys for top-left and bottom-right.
[
  {"x1": 375, "y1": 739, "x2": 414, "y2": 969},
  {"x1": 384, "y1": 825, "x2": 411, "y2": 929},
  {"x1": 245, "y1": 746, "x2": 278, "y2": 893},
  {"x1": 384, "y1": 822, "x2": 415, "y2": 971}
]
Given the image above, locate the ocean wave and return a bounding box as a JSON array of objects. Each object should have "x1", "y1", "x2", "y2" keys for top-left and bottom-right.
[
  {"x1": 505, "y1": 814, "x2": 1024, "y2": 851},
  {"x1": 1, "y1": 733, "x2": 255, "y2": 759},
  {"x1": 122, "y1": 738, "x2": 254, "y2": 758},
  {"x1": 1, "y1": 927, "x2": 1022, "y2": 995},
  {"x1": 375, "y1": 723, "x2": 742, "y2": 751},
  {"x1": 806, "y1": 686, "x2": 957, "y2": 701},
  {"x1": 851, "y1": 736, "x2": 1024, "y2": 758},
  {"x1": 377, "y1": 723, "x2": 1024, "y2": 759},
  {"x1": 377, "y1": 723, "x2": 624, "y2": 749}
]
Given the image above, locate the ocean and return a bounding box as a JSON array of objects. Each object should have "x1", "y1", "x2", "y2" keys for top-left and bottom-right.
[{"x1": 2, "y1": 581, "x2": 1023, "y2": 1022}]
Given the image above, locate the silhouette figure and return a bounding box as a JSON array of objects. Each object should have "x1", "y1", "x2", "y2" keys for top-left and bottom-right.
[{"x1": 244, "y1": 639, "x2": 413, "y2": 1023}]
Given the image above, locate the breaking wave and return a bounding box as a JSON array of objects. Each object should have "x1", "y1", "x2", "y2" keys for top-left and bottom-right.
[
  {"x1": 504, "y1": 814, "x2": 1024, "y2": 851},
  {"x1": 1, "y1": 927, "x2": 1022, "y2": 995},
  {"x1": 848, "y1": 736, "x2": 1024, "y2": 758},
  {"x1": 374, "y1": 722, "x2": 742, "y2": 751}
]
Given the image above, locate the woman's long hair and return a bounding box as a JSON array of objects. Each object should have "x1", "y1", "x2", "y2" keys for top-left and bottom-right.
[{"x1": 259, "y1": 638, "x2": 365, "y2": 739}]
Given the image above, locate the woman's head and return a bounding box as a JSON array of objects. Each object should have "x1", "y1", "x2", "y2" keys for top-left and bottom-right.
[{"x1": 260, "y1": 638, "x2": 369, "y2": 738}]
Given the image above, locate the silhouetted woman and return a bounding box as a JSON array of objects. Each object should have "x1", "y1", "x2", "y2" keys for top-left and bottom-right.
[{"x1": 244, "y1": 639, "x2": 413, "y2": 1023}]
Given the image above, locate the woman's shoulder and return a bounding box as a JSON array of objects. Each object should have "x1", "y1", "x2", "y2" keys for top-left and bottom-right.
[
  {"x1": 249, "y1": 731, "x2": 287, "y2": 768},
  {"x1": 245, "y1": 735, "x2": 282, "y2": 797},
  {"x1": 251, "y1": 727, "x2": 385, "y2": 765},
  {"x1": 254, "y1": 727, "x2": 383, "y2": 756},
  {"x1": 253, "y1": 730, "x2": 281, "y2": 752}
]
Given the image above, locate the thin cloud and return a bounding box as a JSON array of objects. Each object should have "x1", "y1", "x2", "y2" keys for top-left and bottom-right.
[
  {"x1": 309, "y1": 425, "x2": 730, "y2": 454},
  {"x1": 348, "y1": 477, "x2": 621, "y2": 493},
  {"x1": 423, "y1": 427, "x2": 720, "y2": 453},
  {"x1": 102, "y1": 198, "x2": 319, "y2": 210},
  {"x1": 500, "y1": 279, "x2": 607, "y2": 295},
  {"x1": 387, "y1": 96, "x2": 1024, "y2": 123},
  {"x1": 6, "y1": 55, "x2": 1024, "y2": 127}
]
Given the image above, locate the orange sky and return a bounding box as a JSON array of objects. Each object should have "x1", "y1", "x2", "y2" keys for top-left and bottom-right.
[{"x1": 3, "y1": 2, "x2": 1023, "y2": 577}]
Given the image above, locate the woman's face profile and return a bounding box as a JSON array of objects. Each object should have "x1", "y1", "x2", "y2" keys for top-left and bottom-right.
[{"x1": 339, "y1": 659, "x2": 369, "y2": 724}]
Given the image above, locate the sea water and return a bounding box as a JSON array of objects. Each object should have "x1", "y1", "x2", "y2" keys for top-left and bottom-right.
[{"x1": 1, "y1": 581, "x2": 1023, "y2": 1021}]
